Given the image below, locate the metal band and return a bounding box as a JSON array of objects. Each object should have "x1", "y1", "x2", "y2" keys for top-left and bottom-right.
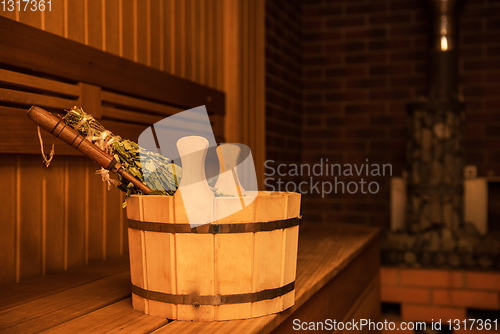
[
  {"x1": 128, "y1": 217, "x2": 300, "y2": 234},
  {"x1": 54, "y1": 123, "x2": 67, "y2": 138},
  {"x1": 106, "y1": 158, "x2": 119, "y2": 171},
  {"x1": 50, "y1": 119, "x2": 63, "y2": 134},
  {"x1": 131, "y1": 281, "x2": 295, "y2": 305},
  {"x1": 70, "y1": 133, "x2": 80, "y2": 146},
  {"x1": 74, "y1": 135, "x2": 85, "y2": 149}
]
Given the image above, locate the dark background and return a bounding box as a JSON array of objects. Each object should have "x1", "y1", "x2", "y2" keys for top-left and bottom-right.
[{"x1": 265, "y1": 0, "x2": 500, "y2": 229}]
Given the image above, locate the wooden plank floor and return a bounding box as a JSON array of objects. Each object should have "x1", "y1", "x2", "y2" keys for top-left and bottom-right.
[{"x1": 0, "y1": 225, "x2": 379, "y2": 334}]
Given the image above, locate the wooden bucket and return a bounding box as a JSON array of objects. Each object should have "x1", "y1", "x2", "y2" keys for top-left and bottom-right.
[{"x1": 126, "y1": 191, "x2": 301, "y2": 321}]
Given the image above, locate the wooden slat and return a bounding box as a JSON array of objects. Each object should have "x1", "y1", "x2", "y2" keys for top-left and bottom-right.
[
  {"x1": 0, "y1": 68, "x2": 79, "y2": 96},
  {"x1": 221, "y1": 0, "x2": 265, "y2": 186},
  {"x1": 87, "y1": 160, "x2": 105, "y2": 262},
  {"x1": 43, "y1": 298, "x2": 169, "y2": 333},
  {"x1": 44, "y1": 156, "x2": 66, "y2": 274},
  {"x1": 175, "y1": 0, "x2": 185, "y2": 77},
  {"x1": 150, "y1": 0, "x2": 162, "y2": 70},
  {"x1": 185, "y1": 0, "x2": 193, "y2": 81},
  {"x1": 215, "y1": 0, "x2": 223, "y2": 90},
  {"x1": 0, "y1": 154, "x2": 17, "y2": 283},
  {"x1": 43, "y1": 0, "x2": 64, "y2": 35},
  {"x1": 192, "y1": 0, "x2": 200, "y2": 81},
  {"x1": 336, "y1": 276, "x2": 381, "y2": 334},
  {"x1": 105, "y1": 187, "x2": 123, "y2": 258},
  {"x1": 282, "y1": 225, "x2": 299, "y2": 310},
  {"x1": 254, "y1": 0, "x2": 266, "y2": 189},
  {"x1": 0, "y1": 15, "x2": 225, "y2": 114},
  {"x1": 241, "y1": 0, "x2": 249, "y2": 151},
  {"x1": 251, "y1": 229, "x2": 284, "y2": 318},
  {"x1": 0, "y1": 271, "x2": 131, "y2": 333},
  {"x1": 222, "y1": 0, "x2": 240, "y2": 144},
  {"x1": 18, "y1": 2, "x2": 42, "y2": 29},
  {"x1": 0, "y1": 258, "x2": 129, "y2": 311},
  {"x1": 19, "y1": 155, "x2": 43, "y2": 279},
  {"x1": 121, "y1": 0, "x2": 135, "y2": 61},
  {"x1": 163, "y1": 0, "x2": 174, "y2": 73},
  {"x1": 0, "y1": 6, "x2": 17, "y2": 20},
  {"x1": 214, "y1": 233, "x2": 253, "y2": 320},
  {"x1": 101, "y1": 107, "x2": 164, "y2": 125},
  {"x1": 104, "y1": 0, "x2": 120, "y2": 56},
  {"x1": 121, "y1": 193, "x2": 129, "y2": 255},
  {"x1": 136, "y1": 0, "x2": 148, "y2": 65},
  {"x1": 175, "y1": 234, "x2": 215, "y2": 321},
  {"x1": 0, "y1": 107, "x2": 87, "y2": 155},
  {"x1": 66, "y1": 0, "x2": 85, "y2": 44},
  {"x1": 66, "y1": 157, "x2": 87, "y2": 268},
  {"x1": 0, "y1": 106, "x2": 151, "y2": 155},
  {"x1": 196, "y1": 0, "x2": 203, "y2": 85},
  {"x1": 206, "y1": 0, "x2": 214, "y2": 87},
  {"x1": 79, "y1": 82, "x2": 102, "y2": 118},
  {"x1": 0, "y1": 87, "x2": 76, "y2": 109},
  {"x1": 271, "y1": 238, "x2": 380, "y2": 334},
  {"x1": 144, "y1": 232, "x2": 177, "y2": 318},
  {"x1": 86, "y1": 0, "x2": 103, "y2": 50},
  {"x1": 101, "y1": 90, "x2": 182, "y2": 116}
]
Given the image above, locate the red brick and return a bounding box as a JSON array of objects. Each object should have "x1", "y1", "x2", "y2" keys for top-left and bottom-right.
[
  {"x1": 401, "y1": 304, "x2": 466, "y2": 323},
  {"x1": 433, "y1": 289, "x2": 500, "y2": 309},
  {"x1": 467, "y1": 271, "x2": 500, "y2": 291},
  {"x1": 381, "y1": 267, "x2": 400, "y2": 286},
  {"x1": 381, "y1": 286, "x2": 430, "y2": 304},
  {"x1": 400, "y1": 269, "x2": 465, "y2": 288}
]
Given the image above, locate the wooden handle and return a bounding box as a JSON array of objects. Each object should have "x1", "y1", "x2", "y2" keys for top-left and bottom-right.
[
  {"x1": 214, "y1": 143, "x2": 245, "y2": 196},
  {"x1": 27, "y1": 105, "x2": 151, "y2": 194}
]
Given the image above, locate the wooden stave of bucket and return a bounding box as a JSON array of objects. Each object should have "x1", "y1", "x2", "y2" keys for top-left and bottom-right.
[{"x1": 126, "y1": 191, "x2": 301, "y2": 321}]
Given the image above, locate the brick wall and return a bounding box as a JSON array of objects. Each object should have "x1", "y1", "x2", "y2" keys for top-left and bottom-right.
[
  {"x1": 265, "y1": 0, "x2": 500, "y2": 228},
  {"x1": 381, "y1": 267, "x2": 500, "y2": 323},
  {"x1": 460, "y1": 0, "x2": 500, "y2": 176},
  {"x1": 300, "y1": 0, "x2": 427, "y2": 228},
  {"x1": 265, "y1": 0, "x2": 303, "y2": 189}
]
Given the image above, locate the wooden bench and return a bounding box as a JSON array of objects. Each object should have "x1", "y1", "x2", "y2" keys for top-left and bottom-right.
[{"x1": 0, "y1": 225, "x2": 380, "y2": 333}]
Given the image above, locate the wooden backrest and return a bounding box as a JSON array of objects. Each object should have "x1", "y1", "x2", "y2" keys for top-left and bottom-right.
[
  {"x1": 0, "y1": 17, "x2": 225, "y2": 284},
  {"x1": 0, "y1": 16, "x2": 225, "y2": 155}
]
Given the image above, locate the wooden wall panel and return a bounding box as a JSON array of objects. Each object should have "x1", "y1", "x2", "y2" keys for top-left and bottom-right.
[
  {"x1": 136, "y1": 0, "x2": 148, "y2": 65},
  {"x1": 163, "y1": 0, "x2": 174, "y2": 73},
  {"x1": 150, "y1": 0, "x2": 162, "y2": 70},
  {"x1": 44, "y1": 0, "x2": 64, "y2": 34},
  {"x1": 104, "y1": 0, "x2": 120, "y2": 56},
  {"x1": 66, "y1": 0, "x2": 85, "y2": 43},
  {"x1": 222, "y1": 0, "x2": 266, "y2": 187},
  {"x1": 44, "y1": 156, "x2": 65, "y2": 274},
  {"x1": 86, "y1": 0, "x2": 104, "y2": 50},
  {"x1": 19, "y1": 156, "x2": 43, "y2": 279},
  {"x1": 0, "y1": 0, "x2": 226, "y2": 90},
  {"x1": 0, "y1": 154, "x2": 131, "y2": 283},
  {"x1": 174, "y1": 0, "x2": 185, "y2": 77},
  {"x1": 121, "y1": 0, "x2": 135, "y2": 61},
  {"x1": 0, "y1": 155, "x2": 17, "y2": 283},
  {"x1": 88, "y1": 161, "x2": 105, "y2": 262},
  {"x1": 66, "y1": 157, "x2": 86, "y2": 269},
  {"x1": 0, "y1": 0, "x2": 266, "y2": 283},
  {"x1": 18, "y1": 3, "x2": 41, "y2": 28},
  {"x1": 106, "y1": 186, "x2": 123, "y2": 259}
]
